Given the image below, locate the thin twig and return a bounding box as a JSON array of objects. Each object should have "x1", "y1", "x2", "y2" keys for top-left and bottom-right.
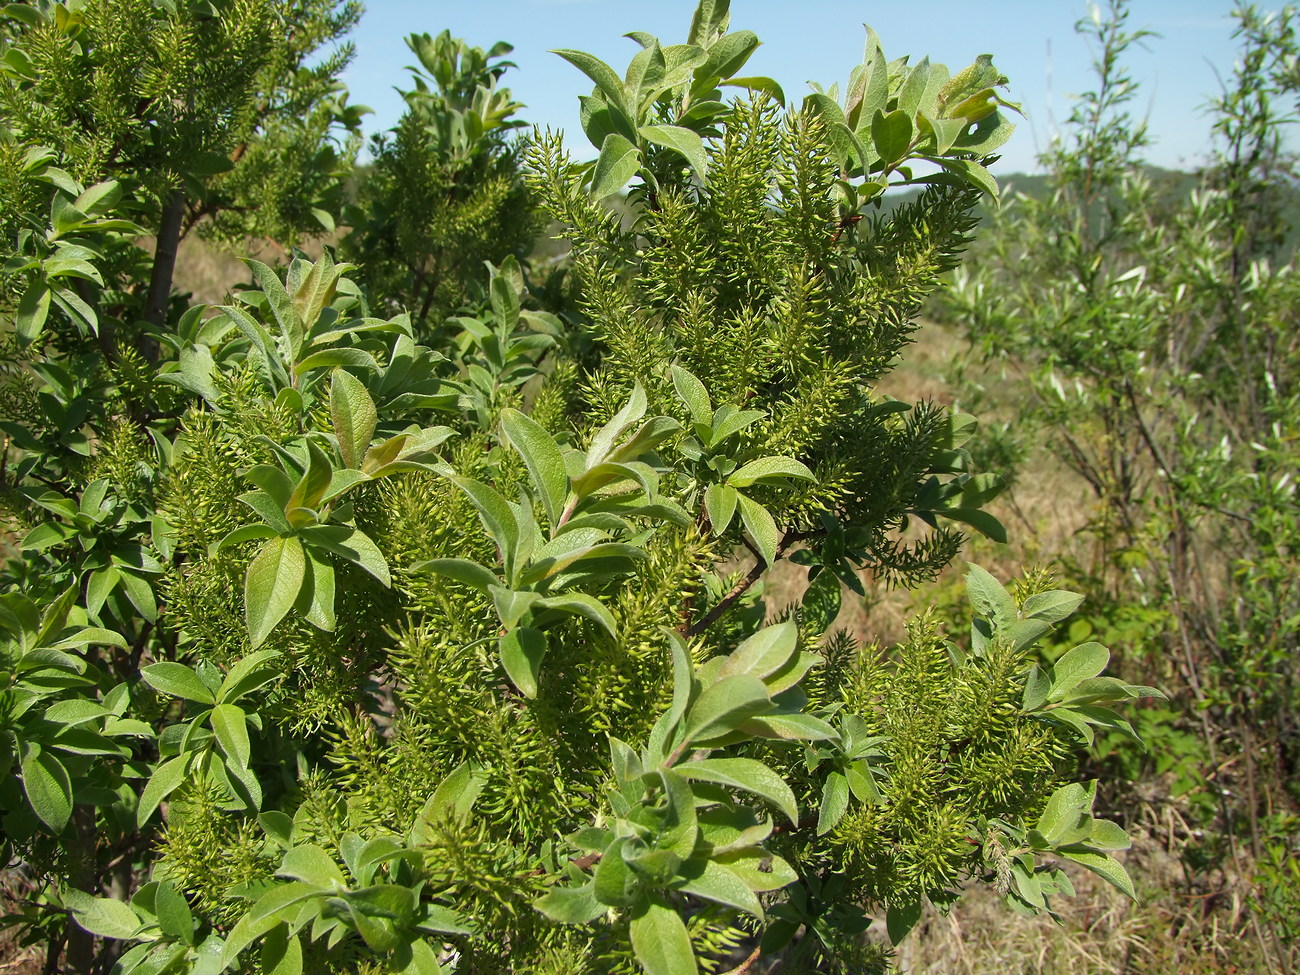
[
  {"x1": 688, "y1": 558, "x2": 766, "y2": 638},
  {"x1": 721, "y1": 945, "x2": 763, "y2": 974}
]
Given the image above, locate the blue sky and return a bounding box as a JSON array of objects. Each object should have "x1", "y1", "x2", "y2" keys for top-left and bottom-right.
[{"x1": 341, "y1": 1, "x2": 1254, "y2": 173}]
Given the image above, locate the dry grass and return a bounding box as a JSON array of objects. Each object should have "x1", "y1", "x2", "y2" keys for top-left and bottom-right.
[
  {"x1": 897, "y1": 828, "x2": 1276, "y2": 975},
  {"x1": 0, "y1": 886, "x2": 41, "y2": 975},
  {"x1": 151, "y1": 229, "x2": 339, "y2": 306}
]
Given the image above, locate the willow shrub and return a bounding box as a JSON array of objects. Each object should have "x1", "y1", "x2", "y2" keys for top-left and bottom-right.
[{"x1": 1, "y1": 1, "x2": 1157, "y2": 972}]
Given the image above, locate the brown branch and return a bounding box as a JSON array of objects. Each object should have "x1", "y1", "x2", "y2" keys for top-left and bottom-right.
[
  {"x1": 830, "y1": 213, "x2": 863, "y2": 245},
  {"x1": 688, "y1": 557, "x2": 767, "y2": 638},
  {"x1": 721, "y1": 946, "x2": 763, "y2": 975},
  {"x1": 143, "y1": 188, "x2": 187, "y2": 343}
]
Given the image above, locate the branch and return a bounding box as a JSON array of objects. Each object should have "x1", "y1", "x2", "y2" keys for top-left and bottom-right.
[
  {"x1": 687, "y1": 524, "x2": 812, "y2": 637},
  {"x1": 721, "y1": 946, "x2": 763, "y2": 975},
  {"x1": 688, "y1": 550, "x2": 767, "y2": 638},
  {"x1": 143, "y1": 188, "x2": 187, "y2": 342}
]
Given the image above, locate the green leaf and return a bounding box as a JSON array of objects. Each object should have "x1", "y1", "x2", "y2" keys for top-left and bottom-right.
[
  {"x1": 593, "y1": 837, "x2": 636, "y2": 907},
  {"x1": 260, "y1": 811, "x2": 295, "y2": 848},
  {"x1": 16, "y1": 279, "x2": 51, "y2": 346},
  {"x1": 260, "y1": 924, "x2": 304, "y2": 975},
  {"x1": 897, "y1": 58, "x2": 932, "y2": 116},
  {"x1": 591, "y1": 132, "x2": 641, "y2": 199},
  {"x1": 116, "y1": 570, "x2": 158, "y2": 624},
  {"x1": 295, "y1": 551, "x2": 336, "y2": 632},
  {"x1": 727, "y1": 456, "x2": 815, "y2": 488},
  {"x1": 286, "y1": 440, "x2": 335, "y2": 515},
  {"x1": 137, "y1": 755, "x2": 190, "y2": 827},
  {"x1": 1047, "y1": 707, "x2": 1096, "y2": 745},
  {"x1": 939, "y1": 507, "x2": 1007, "y2": 543},
  {"x1": 1087, "y1": 818, "x2": 1133, "y2": 851},
  {"x1": 330, "y1": 369, "x2": 378, "y2": 469},
  {"x1": 245, "y1": 536, "x2": 306, "y2": 648},
  {"x1": 630, "y1": 896, "x2": 698, "y2": 975},
  {"x1": 846, "y1": 761, "x2": 881, "y2": 804},
  {"x1": 414, "y1": 903, "x2": 471, "y2": 936},
  {"x1": 965, "y1": 563, "x2": 1016, "y2": 628},
  {"x1": 299, "y1": 525, "x2": 390, "y2": 587},
  {"x1": 1005, "y1": 618, "x2": 1052, "y2": 652},
  {"x1": 67, "y1": 891, "x2": 143, "y2": 940},
  {"x1": 587, "y1": 385, "x2": 648, "y2": 466},
  {"x1": 22, "y1": 748, "x2": 72, "y2": 832},
  {"x1": 648, "y1": 630, "x2": 694, "y2": 763},
  {"x1": 141, "y1": 663, "x2": 216, "y2": 704},
  {"x1": 713, "y1": 849, "x2": 797, "y2": 891},
  {"x1": 678, "y1": 757, "x2": 798, "y2": 824},
  {"x1": 552, "y1": 48, "x2": 630, "y2": 115},
  {"x1": 288, "y1": 253, "x2": 331, "y2": 329},
  {"x1": 704, "y1": 483, "x2": 738, "y2": 535},
  {"x1": 765, "y1": 648, "x2": 824, "y2": 695},
  {"x1": 1035, "y1": 783, "x2": 1090, "y2": 846},
  {"x1": 491, "y1": 586, "x2": 542, "y2": 630},
  {"x1": 415, "y1": 558, "x2": 499, "y2": 591},
  {"x1": 740, "y1": 710, "x2": 838, "y2": 742},
  {"x1": 534, "y1": 593, "x2": 618, "y2": 638},
  {"x1": 938, "y1": 156, "x2": 1000, "y2": 200},
  {"x1": 700, "y1": 29, "x2": 760, "y2": 80},
  {"x1": 1022, "y1": 664, "x2": 1050, "y2": 711},
  {"x1": 500, "y1": 409, "x2": 569, "y2": 527},
  {"x1": 955, "y1": 110, "x2": 1016, "y2": 154},
  {"x1": 918, "y1": 113, "x2": 970, "y2": 155},
  {"x1": 639, "y1": 124, "x2": 707, "y2": 174},
  {"x1": 212, "y1": 524, "x2": 279, "y2": 557},
  {"x1": 72, "y1": 179, "x2": 121, "y2": 214},
  {"x1": 817, "y1": 771, "x2": 850, "y2": 835},
  {"x1": 218, "y1": 648, "x2": 284, "y2": 704},
  {"x1": 606, "y1": 416, "x2": 682, "y2": 465},
  {"x1": 246, "y1": 260, "x2": 305, "y2": 362},
  {"x1": 154, "y1": 882, "x2": 195, "y2": 944},
  {"x1": 1049, "y1": 642, "x2": 1111, "y2": 700},
  {"x1": 344, "y1": 885, "x2": 415, "y2": 951},
  {"x1": 43, "y1": 700, "x2": 107, "y2": 726},
  {"x1": 294, "y1": 348, "x2": 379, "y2": 375},
  {"x1": 490, "y1": 265, "x2": 522, "y2": 332},
  {"x1": 716, "y1": 622, "x2": 798, "y2": 682},
  {"x1": 677, "y1": 858, "x2": 764, "y2": 918},
  {"x1": 722, "y1": 75, "x2": 785, "y2": 104},
  {"x1": 886, "y1": 898, "x2": 923, "y2": 945},
  {"x1": 1022, "y1": 590, "x2": 1086, "y2": 624},
  {"x1": 47, "y1": 626, "x2": 128, "y2": 653},
  {"x1": 499, "y1": 627, "x2": 548, "y2": 698},
  {"x1": 871, "y1": 108, "x2": 914, "y2": 165},
  {"x1": 425, "y1": 763, "x2": 487, "y2": 824},
  {"x1": 671, "y1": 365, "x2": 711, "y2": 425},
  {"x1": 707, "y1": 408, "x2": 765, "y2": 446},
  {"x1": 447, "y1": 477, "x2": 519, "y2": 576},
  {"x1": 278, "y1": 844, "x2": 346, "y2": 889},
  {"x1": 397, "y1": 939, "x2": 444, "y2": 975},
  {"x1": 534, "y1": 882, "x2": 606, "y2": 924},
  {"x1": 222, "y1": 883, "x2": 323, "y2": 965},
  {"x1": 211, "y1": 703, "x2": 251, "y2": 769},
  {"x1": 217, "y1": 753, "x2": 264, "y2": 811},
  {"x1": 684, "y1": 674, "x2": 773, "y2": 743},
  {"x1": 657, "y1": 769, "x2": 701, "y2": 859},
  {"x1": 1058, "y1": 847, "x2": 1136, "y2": 900},
  {"x1": 322, "y1": 469, "x2": 371, "y2": 503},
  {"x1": 736, "y1": 494, "x2": 780, "y2": 566}
]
